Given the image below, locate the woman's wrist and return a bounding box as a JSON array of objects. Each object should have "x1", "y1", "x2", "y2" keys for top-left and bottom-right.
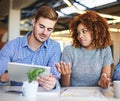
[
  {"x1": 101, "y1": 72, "x2": 111, "y2": 79},
  {"x1": 61, "y1": 74, "x2": 71, "y2": 79}
]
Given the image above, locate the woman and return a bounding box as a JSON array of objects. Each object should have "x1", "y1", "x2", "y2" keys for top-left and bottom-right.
[{"x1": 56, "y1": 11, "x2": 113, "y2": 88}]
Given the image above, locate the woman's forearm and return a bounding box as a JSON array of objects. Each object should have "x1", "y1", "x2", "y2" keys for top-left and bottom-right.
[{"x1": 60, "y1": 74, "x2": 71, "y2": 86}]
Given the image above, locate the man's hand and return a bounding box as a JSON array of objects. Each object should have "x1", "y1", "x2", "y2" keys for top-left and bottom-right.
[
  {"x1": 0, "y1": 72, "x2": 9, "y2": 82},
  {"x1": 37, "y1": 74, "x2": 56, "y2": 90}
]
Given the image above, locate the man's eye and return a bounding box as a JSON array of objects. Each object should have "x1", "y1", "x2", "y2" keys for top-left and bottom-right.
[
  {"x1": 47, "y1": 28, "x2": 53, "y2": 32},
  {"x1": 39, "y1": 25, "x2": 44, "y2": 28}
]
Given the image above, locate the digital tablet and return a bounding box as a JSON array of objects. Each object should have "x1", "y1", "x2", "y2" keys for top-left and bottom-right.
[{"x1": 7, "y1": 62, "x2": 50, "y2": 82}]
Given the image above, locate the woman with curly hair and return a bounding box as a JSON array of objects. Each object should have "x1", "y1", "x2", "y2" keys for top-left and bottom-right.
[{"x1": 56, "y1": 10, "x2": 113, "y2": 88}]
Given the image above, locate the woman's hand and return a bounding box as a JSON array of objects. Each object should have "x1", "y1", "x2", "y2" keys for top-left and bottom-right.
[
  {"x1": 55, "y1": 61, "x2": 71, "y2": 86},
  {"x1": 55, "y1": 61, "x2": 71, "y2": 76},
  {"x1": 37, "y1": 74, "x2": 56, "y2": 90},
  {"x1": 98, "y1": 73, "x2": 111, "y2": 88}
]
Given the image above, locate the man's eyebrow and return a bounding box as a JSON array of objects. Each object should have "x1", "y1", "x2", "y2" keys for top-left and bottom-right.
[
  {"x1": 39, "y1": 24, "x2": 45, "y2": 27},
  {"x1": 39, "y1": 24, "x2": 53, "y2": 29}
]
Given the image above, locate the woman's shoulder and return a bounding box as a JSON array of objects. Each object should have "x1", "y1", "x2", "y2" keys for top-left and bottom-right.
[
  {"x1": 63, "y1": 45, "x2": 76, "y2": 51},
  {"x1": 63, "y1": 45, "x2": 80, "y2": 55},
  {"x1": 100, "y1": 46, "x2": 112, "y2": 52}
]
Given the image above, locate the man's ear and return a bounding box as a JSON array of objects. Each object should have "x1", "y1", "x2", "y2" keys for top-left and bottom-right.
[{"x1": 32, "y1": 18, "x2": 35, "y2": 26}]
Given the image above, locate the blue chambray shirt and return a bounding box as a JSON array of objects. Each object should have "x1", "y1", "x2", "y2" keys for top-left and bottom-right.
[
  {"x1": 0, "y1": 31, "x2": 61, "y2": 79},
  {"x1": 112, "y1": 59, "x2": 120, "y2": 80}
]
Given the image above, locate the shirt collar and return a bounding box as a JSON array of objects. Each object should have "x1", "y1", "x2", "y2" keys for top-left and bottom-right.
[
  {"x1": 22, "y1": 31, "x2": 32, "y2": 47},
  {"x1": 42, "y1": 39, "x2": 48, "y2": 48},
  {"x1": 22, "y1": 31, "x2": 49, "y2": 48}
]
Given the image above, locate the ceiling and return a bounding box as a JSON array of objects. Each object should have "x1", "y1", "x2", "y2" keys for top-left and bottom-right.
[{"x1": 0, "y1": 0, "x2": 120, "y2": 32}]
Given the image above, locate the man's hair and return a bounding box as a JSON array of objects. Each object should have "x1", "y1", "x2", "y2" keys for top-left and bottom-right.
[
  {"x1": 35, "y1": 6, "x2": 58, "y2": 22},
  {"x1": 69, "y1": 10, "x2": 112, "y2": 49}
]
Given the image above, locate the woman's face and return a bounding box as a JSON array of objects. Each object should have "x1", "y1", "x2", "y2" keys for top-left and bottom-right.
[{"x1": 77, "y1": 24, "x2": 94, "y2": 50}]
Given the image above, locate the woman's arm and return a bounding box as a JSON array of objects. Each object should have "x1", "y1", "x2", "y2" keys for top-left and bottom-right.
[{"x1": 98, "y1": 65, "x2": 112, "y2": 88}]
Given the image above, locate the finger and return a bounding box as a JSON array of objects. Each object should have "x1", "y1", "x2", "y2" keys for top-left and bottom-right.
[
  {"x1": 60, "y1": 61, "x2": 66, "y2": 73},
  {"x1": 106, "y1": 78, "x2": 111, "y2": 87},
  {"x1": 98, "y1": 75, "x2": 106, "y2": 88},
  {"x1": 62, "y1": 62, "x2": 70, "y2": 75},
  {"x1": 42, "y1": 83, "x2": 54, "y2": 90},
  {"x1": 55, "y1": 63, "x2": 62, "y2": 73},
  {"x1": 101, "y1": 79, "x2": 107, "y2": 88},
  {"x1": 100, "y1": 78, "x2": 109, "y2": 88},
  {"x1": 66, "y1": 63, "x2": 71, "y2": 73},
  {"x1": 62, "y1": 62, "x2": 68, "y2": 73},
  {"x1": 61, "y1": 61, "x2": 71, "y2": 75},
  {"x1": 39, "y1": 76, "x2": 56, "y2": 90}
]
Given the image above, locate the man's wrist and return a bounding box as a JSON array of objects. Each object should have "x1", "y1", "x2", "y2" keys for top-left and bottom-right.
[{"x1": 53, "y1": 84, "x2": 56, "y2": 89}]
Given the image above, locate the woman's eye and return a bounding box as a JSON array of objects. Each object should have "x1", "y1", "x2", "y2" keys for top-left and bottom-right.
[{"x1": 82, "y1": 29, "x2": 87, "y2": 33}]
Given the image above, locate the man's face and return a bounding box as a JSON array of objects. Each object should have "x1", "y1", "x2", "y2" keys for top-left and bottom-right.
[{"x1": 32, "y1": 17, "x2": 57, "y2": 43}]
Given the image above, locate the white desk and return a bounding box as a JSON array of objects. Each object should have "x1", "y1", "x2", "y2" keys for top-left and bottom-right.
[
  {"x1": 0, "y1": 86, "x2": 120, "y2": 101},
  {"x1": 0, "y1": 86, "x2": 60, "y2": 101},
  {"x1": 60, "y1": 87, "x2": 120, "y2": 101}
]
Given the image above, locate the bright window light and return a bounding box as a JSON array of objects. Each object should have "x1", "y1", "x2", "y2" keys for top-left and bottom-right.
[
  {"x1": 76, "y1": 0, "x2": 117, "y2": 8},
  {"x1": 57, "y1": 11, "x2": 65, "y2": 17},
  {"x1": 60, "y1": 6, "x2": 76, "y2": 15},
  {"x1": 77, "y1": 0, "x2": 95, "y2": 8},
  {"x1": 74, "y1": 3, "x2": 86, "y2": 10}
]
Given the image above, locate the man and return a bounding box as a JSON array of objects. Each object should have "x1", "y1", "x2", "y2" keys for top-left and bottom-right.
[
  {"x1": 112, "y1": 59, "x2": 120, "y2": 80},
  {"x1": 0, "y1": 6, "x2": 61, "y2": 90}
]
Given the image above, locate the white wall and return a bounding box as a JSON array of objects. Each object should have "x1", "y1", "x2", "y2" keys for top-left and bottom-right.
[{"x1": 111, "y1": 32, "x2": 120, "y2": 66}]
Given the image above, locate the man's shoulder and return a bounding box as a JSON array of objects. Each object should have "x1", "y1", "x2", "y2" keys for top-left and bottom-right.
[
  {"x1": 6, "y1": 36, "x2": 24, "y2": 46},
  {"x1": 8, "y1": 37, "x2": 22, "y2": 42}
]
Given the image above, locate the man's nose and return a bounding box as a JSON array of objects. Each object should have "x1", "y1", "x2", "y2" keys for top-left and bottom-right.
[{"x1": 42, "y1": 28, "x2": 48, "y2": 34}]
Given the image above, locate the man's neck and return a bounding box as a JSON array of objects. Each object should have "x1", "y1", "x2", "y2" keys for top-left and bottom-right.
[{"x1": 28, "y1": 34, "x2": 42, "y2": 51}]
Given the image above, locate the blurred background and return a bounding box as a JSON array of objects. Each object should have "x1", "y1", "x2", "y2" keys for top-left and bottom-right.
[{"x1": 0, "y1": 0, "x2": 120, "y2": 65}]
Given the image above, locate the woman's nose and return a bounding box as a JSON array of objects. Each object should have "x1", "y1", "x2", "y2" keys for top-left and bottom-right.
[{"x1": 79, "y1": 33, "x2": 84, "y2": 38}]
